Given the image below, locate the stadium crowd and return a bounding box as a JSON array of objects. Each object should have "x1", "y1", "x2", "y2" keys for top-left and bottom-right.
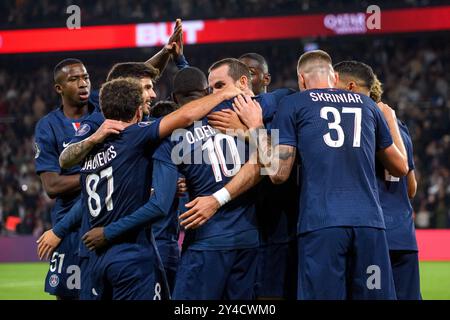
[
  {"x1": 0, "y1": 34, "x2": 449, "y2": 236},
  {"x1": 1, "y1": 0, "x2": 448, "y2": 29}
]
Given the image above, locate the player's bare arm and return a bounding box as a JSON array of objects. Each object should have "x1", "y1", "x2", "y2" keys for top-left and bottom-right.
[
  {"x1": 407, "y1": 170, "x2": 417, "y2": 199},
  {"x1": 59, "y1": 119, "x2": 125, "y2": 169},
  {"x1": 179, "y1": 153, "x2": 262, "y2": 230},
  {"x1": 233, "y1": 94, "x2": 296, "y2": 184},
  {"x1": 145, "y1": 19, "x2": 183, "y2": 74},
  {"x1": 39, "y1": 172, "x2": 80, "y2": 199},
  {"x1": 158, "y1": 85, "x2": 243, "y2": 138}
]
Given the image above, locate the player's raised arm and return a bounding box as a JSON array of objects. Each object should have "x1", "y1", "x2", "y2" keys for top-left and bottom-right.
[
  {"x1": 145, "y1": 19, "x2": 183, "y2": 75},
  {"x1": 158, "y1": 85, "x2": 243, "y2": 139}
]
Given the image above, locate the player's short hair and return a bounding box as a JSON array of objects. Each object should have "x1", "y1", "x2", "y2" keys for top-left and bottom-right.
[
  {"x1": 172, "y1": 67, "x2": 208, "y2": 94},
  {"x1": 150, "y1": 100, "x2": 179, "y2": 118},
  {"x1": 53, "y1": 58, "x2": 84, "y2": 82},
  {"x1": 333, "y1": 60, "x2": 383, "y2": 102},
  {"x1": 239, "y1": 53, "x2": 269, "y2": 72},
  {"x1": 100, "y1": 78, "x2": 143, "y2": 122},
  {"x1": 106, "y1": 62, "x2": 159, "y2": 82},
  {"x1": 297, "y1": 50, "x2": 332, "y2": 73},
  {"x1": 208, "y1": 58, "x2": 251, "y2": 83}
]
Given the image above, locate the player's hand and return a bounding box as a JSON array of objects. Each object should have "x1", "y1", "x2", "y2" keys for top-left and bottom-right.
[
  {"x1": 89, "y1": 119, "x2": 125, "y2": 145},
  {"x1": 82, "y1": 227, "x2": 108, "y2": 251},
  {"x1": 179, "y1": 196, "x2": 220, "y2": 230},
  {"x1": 377, "y1": 101, "x2": 396, "y2": 119},
  {"x1": 36, "y1": 229, "x2": 61, "y2": 260},
  {"x1": 220, "y1": 85, "x2": 244, "y2": 101},
  {"x1": 166, "y1": 19, "x2": 183, "y2": 58},
  {"x1": 176, "y1": 177, "x2": 188, "y2": 196},
  {"x1": 233, "y1": 95, "x2": 264, "y2": 129},
  {"x1": 207, "y1": 109, "x2": 248, "y2": 134}
]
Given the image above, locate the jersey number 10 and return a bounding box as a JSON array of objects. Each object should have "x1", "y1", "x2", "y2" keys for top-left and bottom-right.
[
  {"x1": 202, "y1": 133, "x2": 241, "y2": 183},
  {"x1": 320, "y1": 106, "x2": 362, "y2": 148}
]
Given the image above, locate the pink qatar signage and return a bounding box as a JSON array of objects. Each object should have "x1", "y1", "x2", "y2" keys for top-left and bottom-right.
[{"x1": 0, "y1": 6, "x2": 449, "y2": 54}]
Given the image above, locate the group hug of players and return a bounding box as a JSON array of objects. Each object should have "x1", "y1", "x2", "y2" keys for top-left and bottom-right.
[{"x1": 34, "y1": 19, "x2": 421, "y2": 300}]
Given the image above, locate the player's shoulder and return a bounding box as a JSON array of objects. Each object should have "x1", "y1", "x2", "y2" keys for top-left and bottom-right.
[
  {"x1": 83, "y1": 111, "x2": 105, "y2": 126},
  {"x1": 35, "y1": 107, "x2": 62, "y2": 130},
  {"x1": 211, "y1": 99, "x2": 233, "y2": 113}
]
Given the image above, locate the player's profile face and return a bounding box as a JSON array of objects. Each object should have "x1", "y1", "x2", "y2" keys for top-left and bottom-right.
[
  {"x1": 240, "y1": 57, "x2": 264, "y2": 92},
  {"x1": 60, "y1": 63, "x2": 91, "y2": 105},
  {"x1": 208, "y1": 65, "x2": 236, "y2": 94},
  {"x1": 139, "y1": 77, "x2": 156, "y2": 115}
]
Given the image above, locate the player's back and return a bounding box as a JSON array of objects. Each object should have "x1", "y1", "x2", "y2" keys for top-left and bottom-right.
[
  {"x1": 155, "y1": 100, "x2": 258, "y2": 248},
  {"x1": 276, "y1": 88, "x2": 393, "y2": 234},
  {"x1": 79, "y1": 119, "x2": 162, "y2": 243}
]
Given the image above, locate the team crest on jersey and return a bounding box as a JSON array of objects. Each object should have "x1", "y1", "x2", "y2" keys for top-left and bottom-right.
[
  {"x1": 138, "y1": 121, "x2": 154, "y2": 127},
  {"x1": 49, "y1": 274, "x2": 59, "y2": 288},
  {"x1": 72, "y1": 122, "x2": 81, "y2": 132},
  {"x1": 75, "y1": 123, "x2": 91, "y2": 137},
  {"x1": 34, "y1": 142, "x2": 41, "y2": 159}
]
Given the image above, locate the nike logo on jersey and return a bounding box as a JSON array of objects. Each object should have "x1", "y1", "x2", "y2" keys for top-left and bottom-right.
[{"x1": 62, "y1": 142, "x2": 71, "y2": 148}]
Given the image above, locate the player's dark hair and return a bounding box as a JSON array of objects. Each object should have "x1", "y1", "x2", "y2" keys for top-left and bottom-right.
[
  {"x1": 297, "y1": 50, "x2": 332, "y2": 71},
  {"x1": 208, "y1": 58, "x2": 251, "y2": 83},
  {"x1": 100, "y1": 78, "x2": 143, "y2": 122},
  {"x1": 53, "y1": 58, "x2": 84, "y2": 82},
  {"x1": 106, "y1": 62, "x2": 159, "y2": 82},
  {"x1": 173, "y1": 67, "x2": 208, "y2": 94},
  {"x1": 333, "y1": 60, "x2": 383, "y2": 101},
  {"x1": 150, "y1": 100, "x2": 179, "y2": 118},
  {"x1": 239, "y1": 53, "x2": 268, "y2": 72}
]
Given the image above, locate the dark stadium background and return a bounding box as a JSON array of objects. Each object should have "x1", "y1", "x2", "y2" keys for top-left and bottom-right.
[{"x1": 0, "y1": 0, "x2": 449, "y2": 299}]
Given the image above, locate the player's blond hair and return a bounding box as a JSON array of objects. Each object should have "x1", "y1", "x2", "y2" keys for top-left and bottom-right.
[
  {"x1": 369, "y1": 74, "x2": 383, "y2": 103},
  {"x1": 297, "y1": 50, "x2": 333, "y2": 73}
]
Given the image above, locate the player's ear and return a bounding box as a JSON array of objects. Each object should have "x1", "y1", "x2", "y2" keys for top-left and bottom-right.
[
  {"x1": 348, "y1": 81, "x2": 356, "y2": 91},
  {"x1": 298, "y1": 73, "x2": 306, "y2": 91},
  {"x1": 333, "y1": 71, "x2": 340, "y2": 86},
  {"x1": 238, "y1": 75, "x2": 249, "y2": 91},
  {"x1": 54, "y1": 83, "x2": 63, "y2": 95},
  {"x1": 263, "y1": 73, "x2": 271, "y2": 86}
]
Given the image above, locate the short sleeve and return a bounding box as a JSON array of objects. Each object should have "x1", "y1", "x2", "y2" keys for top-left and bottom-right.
[
  {"x1": 34, "y1": 118, "x2": 60, "y2": 174},
  {"x1": 128, "y1": 117, "x2": 162, "y2": 149},
  {"x1": 373, "y1": 105, "x2": 393, "y2": 150},
  {"x1": 270, "y1": 96, "x2": 298, "y2": 147}
]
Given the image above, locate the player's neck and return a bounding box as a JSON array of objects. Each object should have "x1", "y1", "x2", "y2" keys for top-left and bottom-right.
[{"x1": 62, "y1": 101, "x2": 89, "y2": 119}]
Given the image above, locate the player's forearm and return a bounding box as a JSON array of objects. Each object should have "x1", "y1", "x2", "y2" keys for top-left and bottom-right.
[
  {"x1": 59, "y1": 137, "x2": 96, "y2": 169},
  {"x1": 384, "y1": 111, "x2": 407, "y2": 160},
  {"x1": 159, "y1": 91, "x2": 228, "y2": 138},
  {"x1": 224, "y1": 160, "x2": 262, "y2": 200},
  {"x1": 40, "y1": 172, "x2": 80, "y2": 198},
  {"x1": 103, "y1": 200, "x2": 165, "y2": 241},
  {"x1": 145, "y1": 47, "x2": 171, "y2": 77},
  {"x1": 407, "y1": 170, "x2": 417, "y2": 199},
  {"x1": 247, "y1": 127, "x2": 294, "y2": 184}
]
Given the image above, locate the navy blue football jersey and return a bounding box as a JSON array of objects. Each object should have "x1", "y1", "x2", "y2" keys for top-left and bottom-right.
[
  {"x1": 79, "y1": 118, "x2": 162, "y2": 243},
  {"x1": 272, "y1": 88, "x2": 394, "y2": 234},
  {"x1": 153, "y1": 100, "x2": 259, "y2": 250},
  {"x1": 376, "y1": 120, "x2": 417, "y2": 251},
  {"x1": 34, "y1": 102, "x2": 100, "y2": 224},
  {"x1": 255, "y1": 88, "x2": 300, "y2": 245}
]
